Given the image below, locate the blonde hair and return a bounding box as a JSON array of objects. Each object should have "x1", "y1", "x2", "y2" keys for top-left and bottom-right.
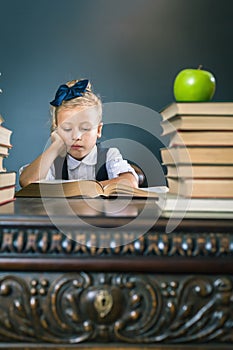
[{"x1": 50, "y1": 79, "x2": 102, "y2": 132}]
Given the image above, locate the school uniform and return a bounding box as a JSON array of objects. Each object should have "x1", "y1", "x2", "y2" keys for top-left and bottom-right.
[{"x1": 20, "y1": 144, "x2": 138, "y2": 183}]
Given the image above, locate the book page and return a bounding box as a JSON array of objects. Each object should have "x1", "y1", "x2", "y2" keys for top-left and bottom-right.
[
  {"x1": 103, "y1": 183, "x2": 168, "y2": 198},
  {"x1": 36, "y1": 179, "x2": 84, "y2": 184},
  {"x1": 16, "y1": 179, "x2": 104, "y2": 198},
  {"x1": 139, "y1": 186, "x2": 169, "y2": 193}
]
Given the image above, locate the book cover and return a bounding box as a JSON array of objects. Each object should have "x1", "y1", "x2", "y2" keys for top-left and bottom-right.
[
  {"x1": 165, "y1": 164, "x2": 233, "y2": 178},
  {"x1": 0, "y1": 171, "x2": 16, "y2": 188},
  {"x1": 0, "y1": 125, "x2": 13, "y2": 148},
  {"x1": 166, "y1": 177, "x2": 233, "y2": 198},
  {"x1": 160, "y1": 102, "x2": 233, "y2": 121},
  {"x1": 161, "y1": 115, "x2": 233, "y2": 134},
  {"x1": 167, "y1": 131, "x2": 233, "y2": 147},
  {"x1": 0, "y1": 185, "x2": 15, "y2": 205},
  {"x1": 161, "y1": 146, "x2": 233, "y2": 165},
  {"x1": 162, "y1": 194, "x2": 233, "y2": 212},
  {"x1": 0, "y1": 144, "x2": 10, "y2": 156}
]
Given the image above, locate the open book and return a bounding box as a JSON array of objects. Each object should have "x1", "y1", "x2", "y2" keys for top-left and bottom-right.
[{"x1": 16, "y1": 179, "x2": 168, "y2": 199}]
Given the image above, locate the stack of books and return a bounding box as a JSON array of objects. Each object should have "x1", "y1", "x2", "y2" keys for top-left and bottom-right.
[
  {"x1": 0, "y1": 114, "x2": 16, "y2": 204},
  {"x1": 160, "y1": 102, "x2": 233, "y2": 198}
]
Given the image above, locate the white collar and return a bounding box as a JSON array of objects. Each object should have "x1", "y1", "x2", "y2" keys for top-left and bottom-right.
[{"x1": 67, "y1": 145, "x2": 97, "y2": 170}]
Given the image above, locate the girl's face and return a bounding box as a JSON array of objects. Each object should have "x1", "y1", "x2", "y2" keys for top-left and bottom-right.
[{"x1": 56, "y1": 105, "x2": 103, "y2": 160}]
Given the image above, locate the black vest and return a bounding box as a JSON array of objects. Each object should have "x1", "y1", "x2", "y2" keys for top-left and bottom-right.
[{"x1": 54, "y1": 144, "x2": 109, "y2": 181}]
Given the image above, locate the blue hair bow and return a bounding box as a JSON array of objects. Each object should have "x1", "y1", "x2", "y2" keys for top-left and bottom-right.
[{"x1": 50, "y1": 79, "x2": 89, "y2": 107}]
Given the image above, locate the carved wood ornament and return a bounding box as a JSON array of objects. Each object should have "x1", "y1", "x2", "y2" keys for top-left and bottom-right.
[{"x1": 0, "y1": 272, "x2": 232, "y2": 344}]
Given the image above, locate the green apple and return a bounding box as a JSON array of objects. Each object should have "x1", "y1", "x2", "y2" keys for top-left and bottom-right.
[{"x1": 173, "y1": 66, "x2": 216, "y2": 102}]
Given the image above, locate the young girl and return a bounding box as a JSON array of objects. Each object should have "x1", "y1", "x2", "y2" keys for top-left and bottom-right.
[{"x1": 19, "y1": 79, "x2": 138, "y2": 188}]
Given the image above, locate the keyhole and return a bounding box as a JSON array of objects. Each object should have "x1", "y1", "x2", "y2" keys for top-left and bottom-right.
[{"x1": 94, "y1": 290, "x2": 113, "y2": 318}]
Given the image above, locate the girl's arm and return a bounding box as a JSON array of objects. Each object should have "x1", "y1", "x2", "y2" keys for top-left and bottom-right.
[
  {"x1": 19, "y1": 132, "x2": 66, "y2": 188},
  {"x1": 100, "y1": 172, "x2": 138, "y2": 189},
  {"x1": 101, "y1": 148, "x2": 139, "y2": 189}
]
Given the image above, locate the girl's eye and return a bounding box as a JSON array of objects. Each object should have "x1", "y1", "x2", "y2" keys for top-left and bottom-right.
[
  {"x1": 62, "y1": 128, "x2": 72, "y2": 132},
  {"x1": 80, "y1": 127, "x2": 91, "y2": 132}
]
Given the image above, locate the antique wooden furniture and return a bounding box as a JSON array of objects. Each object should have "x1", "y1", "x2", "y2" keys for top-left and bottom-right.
[{"x1": 0, "y1": 197, "x2": 232, "y2": 350}]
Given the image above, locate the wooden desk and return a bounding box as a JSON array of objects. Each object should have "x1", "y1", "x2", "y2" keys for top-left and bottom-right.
[{"x1": 0, "y1": 197, "x2": 232, "y2": 350}]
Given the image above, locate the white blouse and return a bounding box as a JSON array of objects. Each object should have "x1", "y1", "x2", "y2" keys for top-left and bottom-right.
[{"x1": 20, "y1": 145, "x2": 138, "y2": 183}]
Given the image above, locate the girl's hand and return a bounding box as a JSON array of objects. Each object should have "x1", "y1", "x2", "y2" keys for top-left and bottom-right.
[{"x1": 51, "y1": 130, "x2": 67, "y2": 157}]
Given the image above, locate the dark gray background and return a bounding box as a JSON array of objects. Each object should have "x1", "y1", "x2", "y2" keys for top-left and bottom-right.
[{"x1": 0, "y1": 0, "x2": 232, "y2": 187}]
